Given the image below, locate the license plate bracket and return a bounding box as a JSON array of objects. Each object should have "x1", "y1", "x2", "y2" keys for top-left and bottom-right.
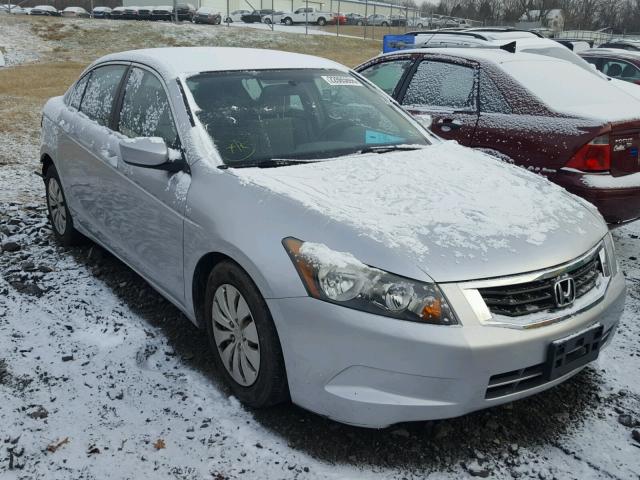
[{"x1": 544, "y1": 324, "x2": 604, "y2": 381}]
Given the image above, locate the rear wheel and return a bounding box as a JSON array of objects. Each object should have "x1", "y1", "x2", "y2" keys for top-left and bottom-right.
[
  {"x1": 45, "y1": 165, "x2": 84, "y2": 246},
  {"x1": 357, "y1": 20, "x2": 363, "y2": 25},
  {"x1": 225, "y1": 16, "x2": 232, "y2": 22},
  {"x1": 204, "y1": 261, "x2": 288, "y2": 407},
  {"x1": 382, "y1": 21, "x2": 388, "y2": 27},
  {"x1": 284, "y1": 17, "x2": 292, "y2": 25},
  {"x1": 263, "y1": 17, "x2": 271, "y2": 24},
  {"x1": 317, "y1": 17, "x2": 326, "y2": 26}
]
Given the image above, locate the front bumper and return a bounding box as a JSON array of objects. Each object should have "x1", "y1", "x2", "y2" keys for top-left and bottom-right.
[{"x1": 267, "y1": 271, "x2": 625, "y2": 428}]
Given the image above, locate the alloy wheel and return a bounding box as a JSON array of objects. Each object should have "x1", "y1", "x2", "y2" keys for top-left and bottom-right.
[
  {"x1": 211, "y1": 284, "x2": 261, "y2": 386},
  {"x1": 47, "y1": 177, "x2": 67, "y2": 235}
]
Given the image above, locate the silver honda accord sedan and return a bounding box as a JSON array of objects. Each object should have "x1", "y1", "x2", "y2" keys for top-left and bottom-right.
[{"x1": 40, "y1": 47, "x2": 625, "y2": 428}]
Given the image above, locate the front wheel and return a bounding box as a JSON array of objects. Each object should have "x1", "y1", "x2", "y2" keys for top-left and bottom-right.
[
  {"x1": 317, "y1": 17, "x2": 326, "y2": 26},
  {"x1": 225, "y1": 17, "x2": 232, "y2": 22},
  {"x1": 284, "y1": 17, "x2": 292, "y2": 25},
  {"x1": 381, "y1": 21, "x2": 388, "y2": 27},
  {"x1": 45, "y1": 165, "x2": 84, "y2": 246},
  {"x1": 204, "y1": 261, "x2": 288, "y2": 407},
  {"x1": 263, "y1": 17, "x2": 271, "y2": 24}
]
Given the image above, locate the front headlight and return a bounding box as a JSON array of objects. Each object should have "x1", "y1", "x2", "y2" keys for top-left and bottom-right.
[
  {"x1": 282, "y1": 238, "x2": 458, "y2": 325},
  {"x1": 602, "y1": 232, "x2": 619, "y2": 277}
]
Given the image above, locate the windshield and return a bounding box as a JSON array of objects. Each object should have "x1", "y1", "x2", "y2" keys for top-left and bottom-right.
[
  {"x1": 518, "y1": 45, "x2": 600, "y2": 76},
  {"x1": 186, "y1": 69, "x2": 429, "y2": 166}
]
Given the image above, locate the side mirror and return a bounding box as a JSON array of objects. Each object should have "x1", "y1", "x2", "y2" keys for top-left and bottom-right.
[{"x1": 120, "y1": 137, "x2": 185, "y2": 172}]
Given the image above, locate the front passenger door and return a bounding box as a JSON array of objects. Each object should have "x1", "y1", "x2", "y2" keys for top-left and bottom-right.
[{"x1": 398, "y1": 59, "x2": 479, "y2": 144}]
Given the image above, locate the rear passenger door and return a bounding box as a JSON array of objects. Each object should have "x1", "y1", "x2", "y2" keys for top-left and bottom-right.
[
  {"x1": 62, "y1": 63, "x2": 129, "y2": 244},
  {"x1": 397, "y1": 58, "x2": 479, "y2": 144},
  {"x1": 110, "y1": 65, "x2": 187, "y2": 302}
]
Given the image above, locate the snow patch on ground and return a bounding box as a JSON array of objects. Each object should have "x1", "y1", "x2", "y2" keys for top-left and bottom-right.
[{"x1": 0, "y1": 18, "x2": 52, "y2": 65}]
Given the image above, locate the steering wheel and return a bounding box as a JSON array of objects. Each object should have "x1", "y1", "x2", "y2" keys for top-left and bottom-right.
[{"x1": 320, "y1": 119, "x2": 356, "y2": 139}]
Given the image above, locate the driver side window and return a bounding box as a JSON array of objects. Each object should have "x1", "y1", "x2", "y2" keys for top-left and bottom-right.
[{"x1": 117, "y1": 67, "x2": 179, "y2": 148}]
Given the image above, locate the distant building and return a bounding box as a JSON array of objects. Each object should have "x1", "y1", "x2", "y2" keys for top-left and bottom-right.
[{"x1": 517, "y1": 8, "x2": 564, "y2": 33}]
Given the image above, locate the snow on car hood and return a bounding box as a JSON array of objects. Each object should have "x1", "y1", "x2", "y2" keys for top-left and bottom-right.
[{"x1": 233, "y1": 141, "x2": 607, "y2": 282}]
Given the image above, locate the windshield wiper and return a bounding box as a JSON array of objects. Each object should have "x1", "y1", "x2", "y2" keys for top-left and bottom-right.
[
  {"x1": 359, "y1": 145, "x2": 424, "y2": 154},
  {"x1": 219, "y1": 159, "x2": 320, "y2": 169}
]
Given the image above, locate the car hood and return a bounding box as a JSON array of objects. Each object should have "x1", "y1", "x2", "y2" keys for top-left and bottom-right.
[{"x1": 231, "y1": 141, "x2": 607, "y2": 283}]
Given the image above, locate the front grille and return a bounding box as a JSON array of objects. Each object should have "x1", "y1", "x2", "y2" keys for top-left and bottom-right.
[
  {"x1": 478, "y1": 252, "x2": 602, "y2": 317},
  {"x1": 485, "y1": 326, "x2": 613, "y2": 399}
]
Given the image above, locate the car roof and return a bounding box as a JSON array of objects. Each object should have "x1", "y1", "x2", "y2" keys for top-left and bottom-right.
[
  {"x1": 93, "y1": 47, "x2": 348, "y2": 78},
  {"x1": 380, "y1": 46, "x2": 565, "y2": 66},
  {"x1": 581, "y1": 48, "x2": 640, "y2": 59}
]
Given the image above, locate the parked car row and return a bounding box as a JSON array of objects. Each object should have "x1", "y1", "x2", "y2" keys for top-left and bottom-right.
[
  {"x1": 0, "y1": 3, "x2": 218, "y2": 22},
  {"x1": 98, "y1": 4, "x2": 202, "y2": 21},
  {"x1": 40, "y1": 45, "x2": 627, "y2": 429}
]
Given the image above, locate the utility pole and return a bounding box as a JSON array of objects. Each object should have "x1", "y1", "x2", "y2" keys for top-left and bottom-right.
[
  {"x1": 305, "y1": 0, "x2": 308, "y2": 35},
  {"x1": 173, "y1": 0, "x2": 178, "y2": 22}
]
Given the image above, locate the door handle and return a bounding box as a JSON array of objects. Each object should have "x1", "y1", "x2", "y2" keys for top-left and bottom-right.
[{"x1": 437, "y1": 118, "x2": 463, "y2": 132}]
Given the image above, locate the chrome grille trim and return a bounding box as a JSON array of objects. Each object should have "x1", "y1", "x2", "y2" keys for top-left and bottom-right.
[{"x1": 458, "y1": 241, "x2": 610, "y2": 329}]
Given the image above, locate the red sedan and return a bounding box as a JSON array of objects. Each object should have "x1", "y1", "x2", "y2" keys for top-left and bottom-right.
[{"x1": 356, "y1": 48, "x2": 640, "y2": 225}]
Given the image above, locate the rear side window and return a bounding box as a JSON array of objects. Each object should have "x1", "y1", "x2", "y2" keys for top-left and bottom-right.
[
  {"x1": 479, "y1": 70, "x2": 511, "y2": 114},
  {"x1": 67, "y1": 74, "x2": 90, "y2": 110},
  {"x1": 359, "y1": 59, "x2": 412, "y2": 96},
  {"x1": 118, "y1": 67, "x2": 179, "y2": 147},
  {"x1": 403, "y1": 60, "x2": 477, "y2": 111},
  {"x1": 80, "y1": 65, "x2": 127, "y2": 127}
]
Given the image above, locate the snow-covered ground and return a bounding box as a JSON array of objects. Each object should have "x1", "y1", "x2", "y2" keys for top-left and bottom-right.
[{"x1": 1, "y1": 15, "x2": 639, "y2": 480}]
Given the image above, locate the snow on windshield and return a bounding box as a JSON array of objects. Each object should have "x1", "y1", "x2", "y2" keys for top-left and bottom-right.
[
  {"x1": 234, "y1": 141, "x2": 601, "y2": 259},
  {"x1": 500, "y1": 60, "x2": 640, "y2": 121}
]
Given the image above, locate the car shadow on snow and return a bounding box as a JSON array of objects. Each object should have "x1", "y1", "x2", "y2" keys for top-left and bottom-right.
[{"x1": 68, "y1": 241, "x2": 616, "y2": 472}]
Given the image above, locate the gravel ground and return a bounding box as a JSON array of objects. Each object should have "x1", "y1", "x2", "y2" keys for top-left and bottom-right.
[{"x1": 1, "y1": 14, "x2": 639, "y2": 480}]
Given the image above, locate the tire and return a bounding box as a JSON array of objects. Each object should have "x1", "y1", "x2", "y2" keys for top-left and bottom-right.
[
  {"x1": 284, "y1": 17, "x2": 292, "y2": 25},
  {"x1": 204, "y1": 261, "x2": 288, "y2": 407},
  {"x1": 417, "y1": 23, "x2": 423, "y2": 28},
  {"x1": 45, "y1": 164, "x2": 84, "y2": 246},
  {"x1": 263, "y1": 17, "x2": 271, "y2": 24},
  {"x1": 381, "y1": 21, "x2": 388, "y2": 27},
  {"x1": 317, "y1": 17, "x2": 326, "y2": 26},
  {"x1": 357, "y1": 20, "x2": 363, "y2": 26}
]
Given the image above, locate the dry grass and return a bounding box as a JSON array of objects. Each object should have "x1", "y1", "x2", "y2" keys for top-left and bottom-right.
[
  {"x1": 0, "y1": 62, "x2": 86, "y2": 143},
  {"x1": 0, "y1": 62, "x2": 86, "y2": 100},
  {"x1": 318, "y1": 24, "x2": 410, "y2": 42}
]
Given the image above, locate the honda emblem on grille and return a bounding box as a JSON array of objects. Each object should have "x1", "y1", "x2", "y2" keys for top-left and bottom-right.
[{"x1": 553, "y1": 277, "x2": 575, "y2": 307}]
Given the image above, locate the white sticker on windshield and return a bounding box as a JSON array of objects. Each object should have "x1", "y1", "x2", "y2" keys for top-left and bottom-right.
[{"x1": 321, "y1": 75, "x2": 362, "y2": 87}]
